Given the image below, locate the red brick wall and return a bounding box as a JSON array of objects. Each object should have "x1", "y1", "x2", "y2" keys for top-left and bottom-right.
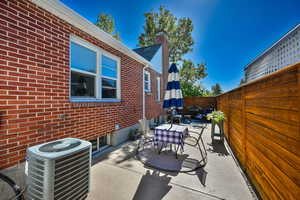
[{"x1": 0, "y1": 0, "x2": 163, "y2": 169}]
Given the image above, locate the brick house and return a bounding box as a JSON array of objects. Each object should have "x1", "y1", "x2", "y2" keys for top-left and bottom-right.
[{"x1": 0, "y1": 0, "x2": 169, "y2": 170}]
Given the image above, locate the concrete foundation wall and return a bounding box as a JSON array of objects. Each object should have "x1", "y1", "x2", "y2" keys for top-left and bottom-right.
[{"x1": 111, "y1": 124, "x2": 139, "y2": 146}]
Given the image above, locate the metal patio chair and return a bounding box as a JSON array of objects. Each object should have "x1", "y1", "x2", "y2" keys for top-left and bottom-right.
[
  {"x1": 137, "y1": 119, "x2": 154, "y2": 151},
  {"x1": 185, "y1": 125, "x2": 208, "y2": 167}
]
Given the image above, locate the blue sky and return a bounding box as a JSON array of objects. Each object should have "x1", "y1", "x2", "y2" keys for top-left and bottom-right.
[{"x1": 61, "y1": 0, "x2": 300, "y2": 91}]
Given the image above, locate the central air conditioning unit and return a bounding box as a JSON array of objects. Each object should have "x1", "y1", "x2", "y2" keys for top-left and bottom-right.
[{"x1": 26, "y1": 138, "x2": 92, "y2": 200}]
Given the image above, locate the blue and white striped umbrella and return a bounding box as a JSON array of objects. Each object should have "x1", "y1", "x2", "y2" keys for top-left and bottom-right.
[{"x1": 163, "y1": 63, "x2": 183, "y2": 109}]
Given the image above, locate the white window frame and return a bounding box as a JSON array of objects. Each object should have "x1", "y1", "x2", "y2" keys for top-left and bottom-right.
[
  {"x1": 70, "y1": 36, "x2": 121, "y2": 102},
  {"x1": 144, "y1": 71, "x2": 151, "y2": 93},
  {"x1": 100, "y1": 51, "x2": 121, "y2": 100},
  {"x1": 156, "y1": 77, "x2": 160, "y2": 101},
  {"x1": 90, "y1": 134, "x2": 111, "y2": 154}
]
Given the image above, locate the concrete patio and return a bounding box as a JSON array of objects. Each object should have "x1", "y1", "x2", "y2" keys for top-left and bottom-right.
[{"x1": 87, "y1": 124, "x2": 258, "y2": 200}]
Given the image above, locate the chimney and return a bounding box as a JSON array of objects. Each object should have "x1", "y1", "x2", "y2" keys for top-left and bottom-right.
[{"x1": 155, "y1": 33, "x2": 169, "y2": 91}]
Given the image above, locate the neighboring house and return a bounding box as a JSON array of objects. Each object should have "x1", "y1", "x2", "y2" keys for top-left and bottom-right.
[
  {"x1": 0, "y1": 0, "x2": 168, "y2": 169},
  {"x1": 133, "y1": 37, "x2": 169, "y2": 120},
  {"x1": 244, "y1": 23, "x2": 300, "y2": 82}
]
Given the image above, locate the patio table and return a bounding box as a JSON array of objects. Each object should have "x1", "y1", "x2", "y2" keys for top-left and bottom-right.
[{"x1": 154, "y1": 124, "x2": 188, "y2": 158}]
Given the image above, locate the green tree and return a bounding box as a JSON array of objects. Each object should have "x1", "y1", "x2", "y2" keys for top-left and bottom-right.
[
  {"x1": 95, "y1": 14, "x2": 120, "y2": 40},
  {"x1": 181, "y1": 83, "x2": 211, "y2": 97},
  {"x1": 179, "y1": 59, "x2": 208, "y2": 97},
  {"x1": 181, "y1": 83, "x2": 203, "y2": 97},
  {"x1": 179, "y1": 59, "x2": 207, "y2": 85},
  {"x1": 211, "y1": 83, "x2": 223, "y2": 96},
  {"x1": 138, "y1": 6, "x2": 194, "y2": 62},
  {"x1": 202, "y1": 89, "x2": 213, "y2": 97}
]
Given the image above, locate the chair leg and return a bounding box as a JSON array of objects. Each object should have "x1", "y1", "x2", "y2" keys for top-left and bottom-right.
[
  {"x1": 143, "y1": 138, "x2": 150, "y2": 150},
  {"x1": 175, "y1": 144, "x2": 180, "y2": 159},
  {"x1": 197, "y1": 142, "x2": 205, "y2": 162},
  {"x1": 198, "y1": 137, "x2": 208, "y2": 165},
  {"x1": 136, "y1": 138, "x2": 143, "y2": 154},
  {"x1": 200, "y1": 137, "x2": 207, "y2": 157},
  {"x1": 158, "y1": 142, "x2": 164, "y2": 154}
]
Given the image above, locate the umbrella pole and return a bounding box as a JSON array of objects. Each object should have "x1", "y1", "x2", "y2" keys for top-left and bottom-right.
[{"x1": 168, "y1": 108, "x2": 174, "y2": 130}]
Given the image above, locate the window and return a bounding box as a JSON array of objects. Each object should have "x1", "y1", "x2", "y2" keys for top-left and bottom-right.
[
  {"x1": 157, "y1": 77, "x2": 160, "y2": 101},
  {"x1": 70, "y1": 36, "x2": 120, "y2": 101},
  {"x1": 144, "y1": 71, "x2": 151, "y2": 92},
  {"x1": 90, "y1": 135, "x2": 109, "y2": 153},
  {"x1": 102, "y1": 55, "x2": 118, "y2": 98}
]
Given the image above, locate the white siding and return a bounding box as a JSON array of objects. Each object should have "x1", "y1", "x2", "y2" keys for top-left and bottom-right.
[{"x1": 245, "y1": 25, "x2": 300, "y2": 82}]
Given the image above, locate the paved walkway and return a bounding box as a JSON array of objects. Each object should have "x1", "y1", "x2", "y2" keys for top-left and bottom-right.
[{"x1": 87, "y1": 124, "x2": 258, "y2": 200}]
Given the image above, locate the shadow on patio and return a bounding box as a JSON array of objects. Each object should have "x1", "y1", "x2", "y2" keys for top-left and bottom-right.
[
  {"x1": 132, "y1": 170, "x2": 172, "y2": 200},
  {"x1": 206, "y1": 140, "x2": 230, "y2": 157}
]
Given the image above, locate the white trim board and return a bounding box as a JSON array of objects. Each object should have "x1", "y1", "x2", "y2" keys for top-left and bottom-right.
[{"x1": 30, "y1": 0, "x2": 153, "y2": 68}]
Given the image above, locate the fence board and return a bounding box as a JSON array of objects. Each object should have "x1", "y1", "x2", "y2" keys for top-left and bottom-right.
[
  {"x1": 247, "y1": 127, "x2": 300, "y2": 182},
  {"x1": 246, "y1": 112, "x2": 299, "y2": 141},
  {"x1": 247, "y1": 120, "x2": 300, "y2": 157},
  {"x1": 246, "y1": 106, "x2": 298, "y2": 125},
  {"x1": 247, "y1": 143, "x2": 299, "y2": 200},
  {"x1": 245, "y1": 96, "x2": 299, "y2": 111}
]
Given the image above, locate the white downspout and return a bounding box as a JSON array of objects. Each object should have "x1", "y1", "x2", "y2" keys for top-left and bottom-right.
[{"x1": 142, "y1": 64, "x2": 149, "y2": 119}]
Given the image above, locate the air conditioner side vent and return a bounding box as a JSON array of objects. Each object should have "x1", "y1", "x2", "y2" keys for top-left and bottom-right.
[
  {"x1": 27, "y1": 157, "x2": 45, "y2": 200},
  {"x1": 54, "y1": 148, "x2": 90, "y2": 199}
]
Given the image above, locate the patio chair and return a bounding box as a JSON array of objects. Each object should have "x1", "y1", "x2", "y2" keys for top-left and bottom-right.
[
  {"x1": 149, "y1": 116, "x2": 163, "y2": 130},
  {"x1": 185, "y1": 125, "x2": 208, "y2": 166},
  {"x1": 137, "y1": 119, "x2": 154, "y2": 151}
]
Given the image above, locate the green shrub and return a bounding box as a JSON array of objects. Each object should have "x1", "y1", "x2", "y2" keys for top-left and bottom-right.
[{"x1": 207, "y1": 111, "x2": 226, "y2": 123}]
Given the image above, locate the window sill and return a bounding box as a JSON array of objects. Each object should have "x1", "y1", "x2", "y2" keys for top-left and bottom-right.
[
  {"x1": 145, "y1": 91, "x2": 152, "y2": 95},
  {"x1": 70, "y1": 98, "x2": 121, "y2": 103}
]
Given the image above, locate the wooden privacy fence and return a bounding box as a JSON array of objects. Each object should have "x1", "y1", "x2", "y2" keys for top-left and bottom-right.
[
  {"x1": 217, "y1": 62, "x2": 300, "y2": 200},
  {"x1": 183, "y1": 96, "x2": 216, "y2": 110}
]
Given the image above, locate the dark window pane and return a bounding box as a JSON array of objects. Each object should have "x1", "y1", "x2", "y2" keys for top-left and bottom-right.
[
  {"x1": 102, "y1": 88, "x2": 116, "y2": 99},
  {"x1": 102, "y1": 78, "x2": 116, "y2": 88},
  {"x1": 90, "y1": 139, "x2": 98, "y2": 152},
  {"x1": 145, "y1": 82, "x2": 149, "y2": 91},
  {"x1": 98, "y1": 135, "x2": 107, "y2": 148},
  {"x1": 71, "y1": 42, "x2": 97, "y2": 73},
  {"x1": 71, "y1": 71, "x2": 95, "y2": 97},
  {"x1": 144, "y1": 73, "x2": 149, "y2": 81}
]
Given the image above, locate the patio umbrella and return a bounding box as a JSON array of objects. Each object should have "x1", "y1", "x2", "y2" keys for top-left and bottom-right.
[{"x1": 163, "y1": 63, "x2": 183, "y2": 127}]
